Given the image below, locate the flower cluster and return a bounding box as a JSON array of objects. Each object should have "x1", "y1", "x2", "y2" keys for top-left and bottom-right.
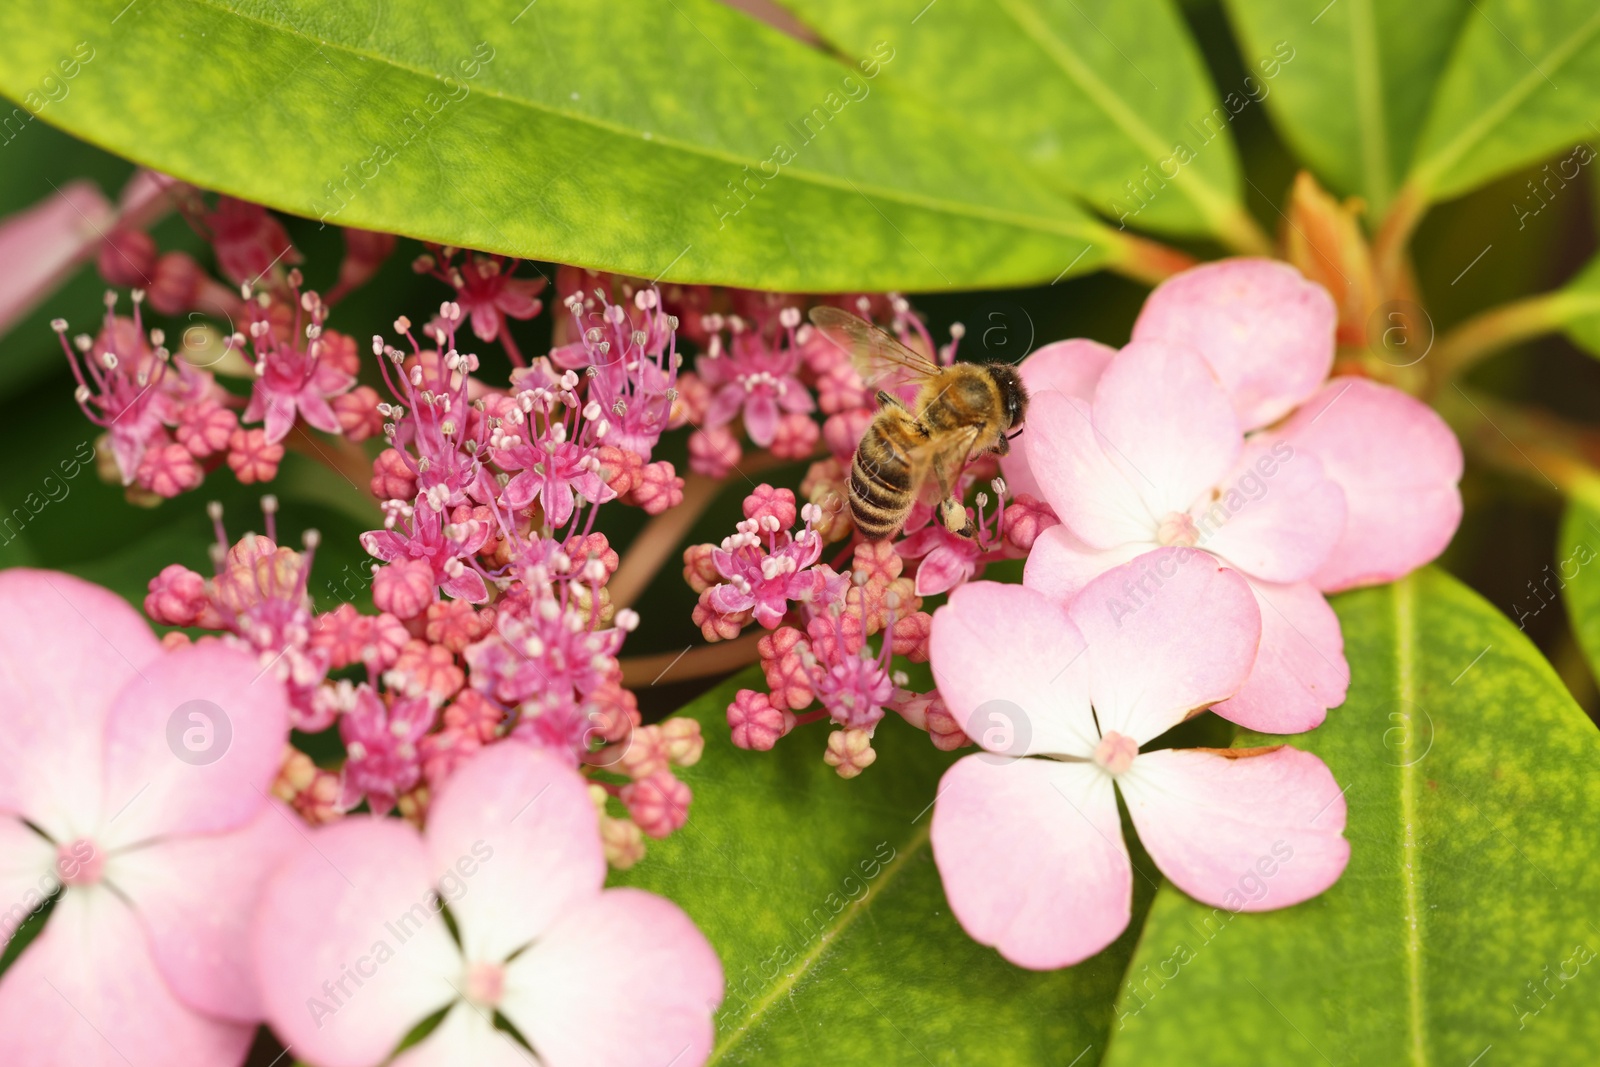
[
  {"x1": 52, "y1": 275, "x2": 379, "y2": 499},
  {"x1": 142, "y1": 285, "x2": 709, "y2": 867},
  {"x1": 54, "y1": 189, "x2": 398, "y2": 502},
  {"x1": 685, "y1": 482, "x2": 991, "y2": 776},
  {"x1": 1005, "y1": 258, "x2": 1462, "y2": 733},
  {"x1": 924, "y1": 257, "x2": 1462, "y2": 967}
]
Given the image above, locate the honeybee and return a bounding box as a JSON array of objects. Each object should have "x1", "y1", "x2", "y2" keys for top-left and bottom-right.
[{"x1": 809, "y1": 306, "x2": 1028, "y2": 541}]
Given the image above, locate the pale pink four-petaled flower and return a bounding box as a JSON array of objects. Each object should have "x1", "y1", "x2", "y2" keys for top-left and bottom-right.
[
  {"x1": 253, "y1": 741, "x2": 723, "y2": 1067},
  {"x1": 928, "y1": 551, "x2": 1350, "y2": 969},
  {"x1": 1004, "y1": 258, "x2": 1463, "y2": 733},
  {"x1": 0, "y1": 569, "x2": 299, "y2": 1065}
]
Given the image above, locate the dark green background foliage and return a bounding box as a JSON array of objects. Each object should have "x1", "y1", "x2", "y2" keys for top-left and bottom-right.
[{"x1": 2, "y1": 1, "x2": 1600, "y2": 1065}]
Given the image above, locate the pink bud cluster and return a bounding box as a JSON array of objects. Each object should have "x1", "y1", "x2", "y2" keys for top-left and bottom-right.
[
  {"x1": 686, "y1": 482, "x2": 1015, "y2": 777},
  {"x1": 53, "y1": 290, "x2": 235, "y2": 498},
  {"x1": 64, "y1": 193, "x2": 395, "y2": 501}
]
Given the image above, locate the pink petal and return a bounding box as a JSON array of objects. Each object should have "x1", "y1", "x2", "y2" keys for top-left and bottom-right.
[
  {"x1": 471, "y1": 303, "x2": 502, "y2": 343},
  {"x1": 1119, "y1": 746, "x2": 1349, "y2": 911},
  {"x1": 500, "y1": 887, "x2": 723, "y2": 1067},
  {"x1": 1067, "y1": 548, "x2": 1260, "y2": 745},
  {"x1": 0, "y1": 816, "x2": 58, "y2": 943},
  {"x1": 1090, "y1": 340, "x2": 1242, "y2": 521},
  {"x1": 743, "y1": 391, "x2": 780, "y2": 448},
  {"x1": 100, "y1": 641, "x2": 290, "y2": 848},
  {"x1": 541, "y1": 480, "x2": 577, "y2": 528},
  {"x1": 0, "y1": 887, "x2": 254, "y2": 1067},
  {"x1": 113, "y1": 801, "x2": 312, "y2": 1021},
  {"x1": 911, "y1": 544, "x2": 975, "y2": 596},
  {"x1": 1132, "y1": 258, "x2": 1337, "y2": 431},
  {"x1": 1022, "y1": 391, "x2": 1157, "y2": 550},
  {"x1": 704, "y1": 383, "x2": 746, "y2": 429},
  {"x1": 0, "y1": 569, "x2": 161, "y2": 840},
  {"x1": 297, "y1": 387, "x2": 344, "y2": 436},
  {"x1": 1213, "y1": 579, "x2": 1349, "y2": 734},
  {"x1": 777, "y1": 385, "x2": 816, "y2": 415},
  {"x1": 496, "y1": 282, "x2": 543, "y2": 320},
  {"x1": 0, "y1": 180, "x2": 114, "y2": 340},
  {"x1": 441, "y1": 568, "x2": 490, "y2": 604},
  {"x1": 930, "y1": 755, "x2": 1130, "y2": 970},
  {"x1": 1022, "y1": 524, "x2": 1147, "y2": 605},
  {"x1": 390, "y1": 1004, "x2": 541, "y2": 1067},
  {"x1": 1001, "y1": 338, "x2": 1116, "y2": 501},
  {"x1": 930, "y1": 581, "x2": 1098, "y2": 759},
  {"x1": 1021, "y1": 338, "x2": 1116, "y2": 400},
  {"x1": 1278, "y1": 378, "x2": 1464, "y2": 592},
  {"x1": 253, "y1": 817, "x2": 460, "y2": 1067},
  {"x1": 425, "y1": 742, "x2": 605, "y2": 965},
  {"x1": 1198, "y1": 437, "x2": 1347, "y2": 585},
  {"x1": 261, "y1": 389, "x2": 298, "y2": 445}
]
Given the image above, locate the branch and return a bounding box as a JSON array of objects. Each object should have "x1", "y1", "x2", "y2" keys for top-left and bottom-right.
[
  {"x1": 1438, "y1": 386, "x2": 1600, "y2": 506},
  {"x1": 609, "y1": 449, "x2": 812, "y2": 610},
  {"x1": 608, "y1": 472, "x2": 723, "y2": 610},
  {"x1": 1104, "y1": 231, "x2": 1200, "y2": 286},
  {"x1": 1428, "y1": 290, "x2": 1600, "y2": 393},
  {"x1": 619, "y1": 632, "x2": 764, "y2": 688},
  {"x1": 1372, "y1": 180, "x2": 1428, "y2": 297}
]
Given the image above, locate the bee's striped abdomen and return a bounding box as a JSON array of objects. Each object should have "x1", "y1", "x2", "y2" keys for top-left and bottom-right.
[{"x1": 849, "y1": 427, "x2": 913, "y2": 540}]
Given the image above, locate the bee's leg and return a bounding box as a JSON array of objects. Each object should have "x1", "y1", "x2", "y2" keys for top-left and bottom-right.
[
  {"x1": 932, "y1": 457, "x2": 977, "y2": 539},
  {"x1": 938, "y1": 496, "x2": 974, "y2": 538},
  {"x1": 876, "y1": 389, "x2": 911, "y2": 413}
]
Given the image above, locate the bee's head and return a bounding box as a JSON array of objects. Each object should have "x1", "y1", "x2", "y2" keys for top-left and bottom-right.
[{"x1": 987, "y1": 365, "x2": 1029, "y2": 433}]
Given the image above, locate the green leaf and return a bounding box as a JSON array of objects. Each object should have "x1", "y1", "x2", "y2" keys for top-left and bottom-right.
[
  {"x1": 1408, "y1": 1, "x2": 1600, "y2": 203},
  {"x1": 780, "y1": 0, "x2": 1264, "y2": 248},
  {"x1": 1104, "y1": 568, "x2": 1600, "y2": 1066},
  {"x1": 1222, "y1": 0, "x2": 1468, "y2": 214},
  {"x1": 615, "y1": 666, "x2": 1155, "y2": 1065},
  {"x1": 0, "y1": 0, "x2": 1120, "y2": 291},
  {"x1": 1558, "y1": 497, "x2": 1600, "y2": 680}
]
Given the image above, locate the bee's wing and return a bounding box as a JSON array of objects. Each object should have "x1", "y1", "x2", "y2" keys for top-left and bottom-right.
[{"x1": 808, "y1": 306, "x2": 942, "y2": 391}]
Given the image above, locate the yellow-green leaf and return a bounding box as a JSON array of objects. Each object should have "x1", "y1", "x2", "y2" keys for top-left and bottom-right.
[
  {"x1": 0, "y1": 0, "x2": 1118, "y2": 291},
  {"x1": 1105, "y1": 568, "x2": 1600, "y2": 1065}
]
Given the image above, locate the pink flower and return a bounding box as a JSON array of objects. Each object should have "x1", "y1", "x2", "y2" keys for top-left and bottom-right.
[
  {"x1": 419, "y1": 247, "x2": 546, "y2": 361},
  {"x1": 339, "y1": 684, "x2": 437, "y2": 815},
  {"x1": 241, "y1": 285, "x2": 355, "y2": 444},
  {"x1": 895, "y1": 486, "x2": 1009, "y2": 597},
  {"x1": 928, "y1": 552, "x2": 1349, "y2": 970},
  {"x1": 1005, "y1": 260, "x2": 1461, "y2": 732},
  {"x1": 494, "y1": 400, "x2": 618, "y2": 529},
  {"x1": 361, "y1": 498, "x2": 491, "y2": 605},
  {"x1": 728, "y1": 689, "x2": 794, "y2": 750},
  {"x1": 556, "y1": 287, "x2": 681, "y2": 460},
  {"x1": 253, "y1": 742, "x2": 723, "y2": 1066},
  {"x1": 688, "y1": 424, "x2": 743, "y2": 478},
  {"x1": 626, "y1": 459, "x2": 684, "y2": 515},
  {"x1": 698, "y1": 325, "x2": 815, "y2": 448},
  {"x1": 705, "y1": 512, "x2": 825, "y2": 630},
  {"x1": 56, "y1": 296, "x2": 174, "y2": 485},
  {"x1": 137, "y1": 441, "x2": 204, "y2": 497},
  {"x1": 0, "y1": 569, "x2": 298, "y2": 1064}
]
